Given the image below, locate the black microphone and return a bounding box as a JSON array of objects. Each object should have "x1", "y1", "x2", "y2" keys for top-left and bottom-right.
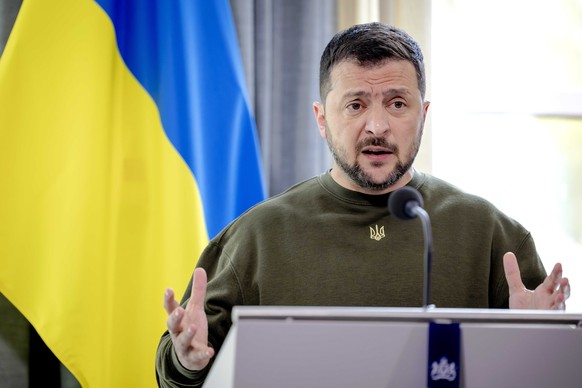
[{"x1": 388, "y1": 186, "x2": 434, "y2": 309}]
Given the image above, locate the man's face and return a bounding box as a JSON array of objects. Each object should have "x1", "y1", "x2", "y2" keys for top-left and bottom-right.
[{"x1": 314, "y1": 59, "x2": 430, "y2": 194}]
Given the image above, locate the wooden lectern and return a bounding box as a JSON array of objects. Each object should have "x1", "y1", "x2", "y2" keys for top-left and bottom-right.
[{"x1": 203, "y1": 306, "x2": 582, "y2": 388}]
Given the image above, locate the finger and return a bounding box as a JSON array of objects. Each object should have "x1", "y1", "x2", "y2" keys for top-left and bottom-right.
[
  {"x1": 560, "y1": 278, "x2": 571, "y2": 301},
  {"x1": 541, "y1": 262, "x2": 563, "y2": 292},
  {"x1": 553, "y1": 277, "x2": 570, "y2": 305},
  {"x1": 166, "y1": 307, "x2": 186, "y2": 336},
  {"x1": 503, "y1": 252, "x2": 525, "y2": 294},
  {"x1": 546, "y1": 278, "x2": 569, "y2": 310},
  {"x1": 163, "y1": 288, "x2": 180, "y2": 315},
  {"x1": 174, "y1": 324, "x2": 215, "y2": 366},
  {"x1": 552, "y1": 293, "x2": 566, "y2": 310},
  {"x1": 189, "y1": 268, "x2": 208, "y2": 312},
  {"x1": 173, "y1": 322, "x2": 196, "y2": 354}
]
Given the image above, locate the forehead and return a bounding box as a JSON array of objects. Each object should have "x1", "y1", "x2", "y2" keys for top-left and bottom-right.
[{"x1": 328, "y1": 59, "x2": 419, "y2": 98}]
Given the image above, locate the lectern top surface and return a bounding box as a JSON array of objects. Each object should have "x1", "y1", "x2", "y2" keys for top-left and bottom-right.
[{"x1": 232, "y1": 306, "x2": 582, "y2": 326}]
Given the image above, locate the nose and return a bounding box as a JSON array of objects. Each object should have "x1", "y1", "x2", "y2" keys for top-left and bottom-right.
[{"x1": 365, "y1": 105, "x2": 390, "y2": 136}]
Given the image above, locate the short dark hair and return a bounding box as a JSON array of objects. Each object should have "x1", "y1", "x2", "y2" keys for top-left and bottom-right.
[{"x1": 319, "y1": 22, "x2": 426, "y2": 102}]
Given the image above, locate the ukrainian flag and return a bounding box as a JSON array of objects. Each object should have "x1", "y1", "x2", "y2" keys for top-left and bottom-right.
[{"x1": 0, "y1": 0, "x2": 265, "y2": 386}]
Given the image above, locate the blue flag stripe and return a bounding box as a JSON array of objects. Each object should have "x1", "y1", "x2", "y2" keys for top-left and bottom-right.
[{"x1": 95, "y1": 0, "x2": 266, "y2": 237}]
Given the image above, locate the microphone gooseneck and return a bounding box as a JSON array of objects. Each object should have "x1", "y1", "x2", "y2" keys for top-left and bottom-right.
[{"x1": 388, "y1": 186, "x2": 434, "y2": 309}]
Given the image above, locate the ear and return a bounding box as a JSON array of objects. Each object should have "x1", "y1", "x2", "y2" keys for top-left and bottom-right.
[
  {"x1": 313, "y1": 101, "x2": 327, "y2": 139},
  {"x1": 422, "y1": 100, "x2": 430, "y2": 121}
]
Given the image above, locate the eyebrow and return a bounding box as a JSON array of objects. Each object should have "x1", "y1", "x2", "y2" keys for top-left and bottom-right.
[{"x1": 341, "y1": 88, "x2": 411, "y2": 100}]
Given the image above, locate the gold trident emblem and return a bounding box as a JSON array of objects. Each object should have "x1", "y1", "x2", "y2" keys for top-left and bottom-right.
[{"x1": 370, "y1": 225, "x2": 385, "y2": 241}]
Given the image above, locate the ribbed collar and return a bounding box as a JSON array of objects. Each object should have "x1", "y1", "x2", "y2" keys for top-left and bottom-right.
[{"x1": 318, "y1": 169, "x2": 427, "y2": 207}]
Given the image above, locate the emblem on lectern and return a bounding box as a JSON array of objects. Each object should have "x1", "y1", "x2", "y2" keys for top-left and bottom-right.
[{"x1": 430, "y1": 357, "x2": 457, "y2": 382}]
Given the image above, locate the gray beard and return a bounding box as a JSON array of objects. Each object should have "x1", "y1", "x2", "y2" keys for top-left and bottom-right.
[{"x1": 326, "y1": 129, "x2": 421, "y2": 191}]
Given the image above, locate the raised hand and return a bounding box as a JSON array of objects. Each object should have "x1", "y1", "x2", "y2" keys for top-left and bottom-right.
[
  {"x1": 503, "y1": 252, "x2": 570, "y2": 310},
  {"x1": 163, "y1": 268, "x2": 215, "y2": 370}
]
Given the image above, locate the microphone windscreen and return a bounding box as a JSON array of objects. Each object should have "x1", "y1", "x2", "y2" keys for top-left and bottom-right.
[{"x1": 388, "y1": 186, "x2": 424, "y2": 220}]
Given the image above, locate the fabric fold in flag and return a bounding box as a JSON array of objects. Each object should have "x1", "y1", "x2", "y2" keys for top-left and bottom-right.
[
  {"x1": 0, "y1": 0, "x2": 264, "y2": 386},
  {"x1": 98, "y1": 0, "x2": 266, "y2": 239}
]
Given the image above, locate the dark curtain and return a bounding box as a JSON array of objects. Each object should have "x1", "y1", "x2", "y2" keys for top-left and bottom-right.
[{"x1": 230, "y1": 0, "x2": 336, "y2": 196}]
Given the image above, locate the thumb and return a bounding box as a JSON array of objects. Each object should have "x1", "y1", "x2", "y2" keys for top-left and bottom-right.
[{"x1": 503, "y1": 252, "x2": 526, "y2": 295}]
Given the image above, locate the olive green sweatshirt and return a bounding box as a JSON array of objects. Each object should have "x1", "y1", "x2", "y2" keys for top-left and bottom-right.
[{"x1": 156, "y1": 171, "x2": 546, "y2": 387}]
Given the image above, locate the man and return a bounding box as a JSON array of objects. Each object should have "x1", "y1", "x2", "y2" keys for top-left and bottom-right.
[{"x1": 155, "y1": 23, "x2": 570, "y2": 386}]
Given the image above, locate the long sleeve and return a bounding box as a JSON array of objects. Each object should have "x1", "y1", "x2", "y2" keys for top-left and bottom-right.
[{"x1": 155, "y1": 331, "x2": 210, "y2": 388}]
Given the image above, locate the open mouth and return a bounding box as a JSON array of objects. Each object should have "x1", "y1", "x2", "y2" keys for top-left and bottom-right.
[{"x1": 362, "y1": 147, "x2": 393, "y2": 156}]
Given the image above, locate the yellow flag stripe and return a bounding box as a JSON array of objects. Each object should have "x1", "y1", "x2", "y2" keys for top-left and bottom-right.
[{"x1": 0, "y1": 0, "x2": 208, "y2": 386}]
